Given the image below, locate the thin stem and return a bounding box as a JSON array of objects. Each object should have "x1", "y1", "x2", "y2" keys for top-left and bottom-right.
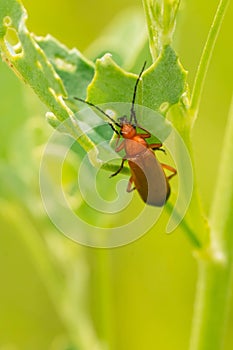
[
  {"x1": 142, "y1": 0, "x2": 181, "y2": 60},
  {"x1": 182, "y1": 132, "x2": 209, "y2": 249},
  {"x1": 190, "y1": 0, "x2": 230, "y2": 120},
  {"x1": 167, "y1": 104, "x2": 209, "y2": 248},
  {"x1": 189, "y1": 95, "x2": 233, "y2": 350},
  {"x1": 210, "y1": 95, "x2": 233, "y2": 255},
  {"x1": 142, "y1": 0, "x2": 158, "y2": 60},
  {"x1": 165, "y1": 202, "x2": 202, "y2": 249},
  {"x1": 188, "y1": 0, "x2": 232, "y2": 346},
  {"x1": 190, "y1": 259, "x2": 233, "y2": 350}
]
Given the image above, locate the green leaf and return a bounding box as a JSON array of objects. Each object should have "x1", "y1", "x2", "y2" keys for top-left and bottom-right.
[
  {"x1": 87, "y1": 45, "x2": 186, "y2": 115},
  {"x1": 35, "y1": 35, "x2": 94, "y2": 100},
  {"x1": 0, "y1": 0, "x2": 186, "y2": 171},
  {"x1": 87, "y1": 54, "x2": 138, "y2": 105},
  {"x1": 0, "y1": 0, "x2": 67, "y2": 120},
  {"x1": 142, "y1": 45, "x2": 187, "y2": 112},
  {"x1": 0, "y1": 0, "x2": 93, "y2": 123},
  {"x1": 0, "y1": 0, "x2": 99, "y2": 164}
]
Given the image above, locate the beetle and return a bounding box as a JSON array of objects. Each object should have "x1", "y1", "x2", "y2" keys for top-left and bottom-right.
[{"x1": 75, "y1": 62, "x2": 176, "y2": 206}]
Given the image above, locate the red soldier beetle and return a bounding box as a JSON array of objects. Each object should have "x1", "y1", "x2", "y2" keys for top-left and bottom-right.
[{"x1": 75, "y1": 62, "x2": 176, "y2": 206}]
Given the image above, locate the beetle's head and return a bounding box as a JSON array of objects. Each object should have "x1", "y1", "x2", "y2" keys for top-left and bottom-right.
[
  {"x1": 118, "y1": 115, "x2": 136, "y2": 127},
  {"x1": 118, "y1": 116, "x2": 136, "y2": 138},
  {"x1": 118, "y1": 115, "x2": 127, "y2": 125}
]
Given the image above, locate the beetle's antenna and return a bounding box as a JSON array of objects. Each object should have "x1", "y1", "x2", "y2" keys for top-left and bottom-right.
[
  {"x1": 74, "y1": 97, "x2": 121, "y2": 132},
  {"x1": 130, "y1": 61, "x2": 146, "y2": 125}
]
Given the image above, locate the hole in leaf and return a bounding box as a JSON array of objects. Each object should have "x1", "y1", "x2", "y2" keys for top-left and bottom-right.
[
  {"x1": 105, "y1": 109, "x2": 116, "y2": 118},
  {"x1": 4, "y1": 27, "x2": 23, "y2": 56},
  {"x1": 54, "y1": 57, "x2": 76, "y2": 72},
  {"x1": 159, "y1": 102, "x2": 170, "y2": 114},
  {"x1": 3, "y1": 16, "x2": 12, "y2": 26}
]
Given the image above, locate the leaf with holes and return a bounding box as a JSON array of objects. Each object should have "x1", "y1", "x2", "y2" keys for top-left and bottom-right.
[
  {"x1": 35, "y1": 35, "x2": 95, "y2": 101},
  {"x1": 0, "y1": 0, "x2": 99, "y2": 163},
  {"x1": 0, "y1": 0, "x2": 67, "y2": 120},
  {"x1": 0, "y1": 0, "x2": 94, "y2": 126},
  {"x1": 0, "y1": 0, "x2": 187, "y2": 165}
]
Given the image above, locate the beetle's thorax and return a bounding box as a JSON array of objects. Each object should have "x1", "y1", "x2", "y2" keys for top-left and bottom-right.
[{"x1": 118, "y1": 117, "x2": 148, "y2": 156}]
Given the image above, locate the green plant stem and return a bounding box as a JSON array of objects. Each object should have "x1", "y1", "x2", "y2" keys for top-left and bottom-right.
[
  {"x1": 190, "y1": 96, "x2": 233, "y2": 350},
  {"x1": 142, "y1": 0, "x2": 181, "y2": 61},
  {"x1": 165, "y1": 202, "x2": 202, "y2": 249},
  {"x1": 184, "y1": 136, "x2": 209, "y2": 248},
  {"x1": 188, "y1": 1, "x2": 232, "y2": 347},
  {"x1": 210, "y1": 96, "x2": 233, "y2": 256},
  {"x1": 190, "y1": 259, "x2": 233, "y2": 350},
  {"x1": 168, "y1": 104, "x2": 209, "y2": 248},
  {"x1": 142, "y1": 0, "x2": 158, "y2": 60},
  {"x1": 190, "y1": 0, "x2": 230, "y2": 121}
]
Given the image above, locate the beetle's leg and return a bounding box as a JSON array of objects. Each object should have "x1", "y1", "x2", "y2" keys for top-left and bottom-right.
[
  {"x1": 127, "y1": 176, "x2": 136, "y2": 192},
  {"x1": 114, "y1": 133, "x2": 120, "y2": 147},
  {"x1": 109, "y1": 139, "x2": 126, "y2": 178},
  {"x1": 115, "y1": 139, "x2": 125, "y2": 152},
  {"x1": 149, "y1": 142, "x2": 162, "y2": 149},
  {"x1": 161, "y1": 163, "x2": 177, "y2": 180},
  {"x1": 138, "y1": 133, "x2": 151, "y2": 139},
  {"x1": 149, "y1": 143, "x2": 166, "y2": 154},
  {"x1": 137, "y1": 125, "x2": 151, "y2": 138},
  {"x1": 109, "y1": 159, "x2": 126, "y2": 178}
]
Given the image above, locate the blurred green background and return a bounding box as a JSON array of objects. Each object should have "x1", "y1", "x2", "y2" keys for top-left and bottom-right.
[{"x1": 0, "y1": 0, "x2": 232, "y2": 349}]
